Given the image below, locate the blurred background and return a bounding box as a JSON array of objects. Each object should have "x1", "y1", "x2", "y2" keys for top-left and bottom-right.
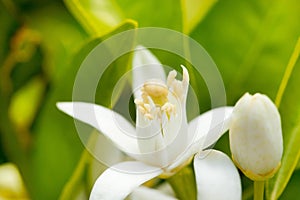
[{"x1": 0, "y1": 0, "x2": 299, "y2": 199}]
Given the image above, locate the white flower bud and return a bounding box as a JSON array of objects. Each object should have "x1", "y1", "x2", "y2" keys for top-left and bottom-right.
[{"x1": 229, "y1": 93, "x2": 283, "y2": 181}]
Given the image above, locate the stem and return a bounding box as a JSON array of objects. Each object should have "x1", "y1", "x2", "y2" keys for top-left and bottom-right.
[
  {"x1": 167, "y1": 165, "x2": 197, "y2": 200},
  {"x1": 59, "y1": 131, "x2": 97, "y2": 200},
  {"x1": 254, "y1": 181, "x2": 264, "y2": 200}
]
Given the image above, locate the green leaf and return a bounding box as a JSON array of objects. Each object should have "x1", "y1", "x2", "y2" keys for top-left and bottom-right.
[
  {"x1": 27, "y1": 3, "x2": 88, "y2": 84},
  {"x1": 279, "y1": 169, "x2": 300, "y2": 200},
  {"x1": 181, "y1": 0, "x2": 217, "y2": 34},
  {"x1": 58, "y1": 131, "x2": 96, "y2": 200},
  {"x1": 24, "y1": 4, "x2": 88, "y2": 199},
  {"x1": 115, "y1": 0, "x2": 183, "y2": 31},
  {"x1": 191, "y1": 0, "x2": 300, "y2": 105},
  {"x1": 68, "y1": 19, "x2": 137, "y2": 107},
  {"x1": 0, "y1": 0, "x2": 19, "y2": 64},
  {"x1": 0, "y1": 0, "x2": 31, "y2": 186},
  {"x1": 266, "y1": 38, "x2": 300, "y2": 200},
  {"x1": 64, "y1": 0, "x2": 124, "y2": 36},
  {"x1": 94, "y1": 20, "x2": 137, "y2": 107},
  {"x1": 9, "y1": 76, "x2": 45, "y2": 130},
  {"x1": 296, "y1": 160, "x2": 300, "y2": 170}
]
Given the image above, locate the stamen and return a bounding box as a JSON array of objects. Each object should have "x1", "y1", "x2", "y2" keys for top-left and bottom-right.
[
  {"x1": 138, "y1": 105, "x2": 146, "y2": 114},
  {"x1": 135, "y1": 99, "x2": 153, "y2": 118},
  {"x1": 161, "y1": 102, "x2": 176, "y2": 120},
  {"x1": 143, "y1": 104, "x2": 151, "y2": 112},
  {"x1": 144, "y1": 113, "x2": 154, "y2": 120},
  {"x1": 134, "y1": 66, "x2": 189, "y2": 137}
]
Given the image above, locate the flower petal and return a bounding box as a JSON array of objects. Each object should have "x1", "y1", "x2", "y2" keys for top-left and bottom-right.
[
  {"x1": 132, "y1": 45, "x2": 166, "y2": 99},
  {"x1": 166, "y1": 106, "x2": 233, "y2": 170},
  {"x1": 90, "y1": 133, "x2": 126, "y2": 184},
  {"x1": 188, "y1": 106, "x2": 233, "y2": 149},
  {"x1": 193, "y1": 150, "x2": 241, "y2": 200},
  {"x1": 90, "y1": 161, "x2": 163, "y2": 200},
  {"x1": 56, "y1": 102, "x2": 139, "y2": 154},
  {"x1": 130, "y1": 186, "x2": 178, "y2": 200}
]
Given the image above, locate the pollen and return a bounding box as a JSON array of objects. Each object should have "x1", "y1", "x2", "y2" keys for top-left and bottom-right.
[
  {"x1": 142, "y1": 81, "x2": 168, "y2": 106},
  {"x1": 134, "y1": 79, "x2": 177, "y2": 124}
]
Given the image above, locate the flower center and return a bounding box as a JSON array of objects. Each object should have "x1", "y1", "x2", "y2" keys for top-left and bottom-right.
[
  {"x1": 142, "y1": 82, "x2": 168, "y2": 106},
  {"x1": 134, "y1": 66, "x2": 189, "y2": 140},
  {"x1": 134, "y1": 80, "x2": 176, "y2": 123}
]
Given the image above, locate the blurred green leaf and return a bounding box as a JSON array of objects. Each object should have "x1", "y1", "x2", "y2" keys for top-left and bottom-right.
[
  {"x1": 24, "y1": 3, "x2": 88, "y2": 199},
  {"x1": 94, "y1": 20, "x2": 137, "y2": 107},
  {"x1": 191, "y1": 0, "x2": 300, "y2": 104},
  {"x1": 266, "y1": 38, "x2": 300, "y2": 200},
  {"x1": 64, "y1": 0, "x2": 124, "y2": 36},
  {"x1": 296, "y1": 160, "x2": 300, "y2": 169},
  {"x1": 9, "y1": 28, "x2": 44, "y2": 92},
  {"x1": 181, "y1": 0, "x2": 217, "y2": 34},
  {"x1": 26, "y1": 4, "x2": 88, "y2": 83},
  {"x1": 279, "y1": 169, "x2": 300, "y2": 200},
  {"x1": 0, "y1": 0, "x2": 19, "y2": 64},
  {"x1": 115, "y1": 0, "x2": 183, "y2": 31},
  {"x1": 58, "y1": 133, "x2": 94, "y2": 200},
  {"x1": 9, "y1": 76, "x2": 45, "y2": 132},
  {"x1": 0, "y1": 0, "x2": 30, "y2": 183}
]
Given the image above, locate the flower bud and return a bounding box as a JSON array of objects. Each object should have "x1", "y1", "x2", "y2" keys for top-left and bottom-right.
[{"x1": 229, "y1": 93, "x2": 283, "y2": 181}]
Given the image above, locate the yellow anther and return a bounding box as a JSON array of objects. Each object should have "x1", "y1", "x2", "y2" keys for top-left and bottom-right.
[
  {"x1": 138, "y1": 106, "x2": 146, "y2": 114},
  {"x1": 162, "y1": 102, "x2": 176, "y2": 120},
  {"x1": 144, "y1": 113, "x2": 154, "y2": 120},
  {"x1": 141, "y1": 92, "x2": 149, "y2": 104},
  {"x1": 134, "y1": 99, "x2": 143, "y2": 105},
  {"x1": 135, "y1": 99, "x2": 152, "y2": 116}
]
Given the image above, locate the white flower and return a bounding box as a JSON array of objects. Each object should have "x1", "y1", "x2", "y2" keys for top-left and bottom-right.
[
  {"x1": 229, "y1": 93, "x2": 283, "y2": 181},
  {"x1": 194, "y1": 150, "x2": 241, "y2": 200},
  {"x1": 57, "y1": 46, "x2": 240, "y2": 199},
  {"x1": 130, "y1": 150, "x2": 241, "y2": 200},
  {"x1": 0, "y1": 163, "x2": 28, "y2": 199}
]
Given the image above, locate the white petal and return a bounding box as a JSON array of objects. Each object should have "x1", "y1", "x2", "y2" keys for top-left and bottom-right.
[
  {"x1": 90, "y1": 161, "x2": 163, "y2": 200},
  {"x1": 90, "y1": 133, "x2": 126, "y2": 184},
  {"x1": 134, "y1": 108, "x2": 169, "y2": 166},
  {"x1": 167, "y1": 107, "x2": 233, "y2": 170},
  {"x1": 56, "y1": 102, "x2": 139, "y2": 154},
  {"x1": 162, "y1": 94, "x2": 188, "y2": 167},
  {"x1": 130, "y1": 186, "x2": 178, "y2": 200},
  {"x1": 136, "y1": 108, "x2": 165, "y2": 153},
  {"x1": 132, "y1": 45, "x2": 166, "y2": 99},
  {"x1": 194, "y1": 150, "x2": 241, "y2": 200},
  {"x1": 188, "y1": 106, "x2": 233, "y2": 150}
]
